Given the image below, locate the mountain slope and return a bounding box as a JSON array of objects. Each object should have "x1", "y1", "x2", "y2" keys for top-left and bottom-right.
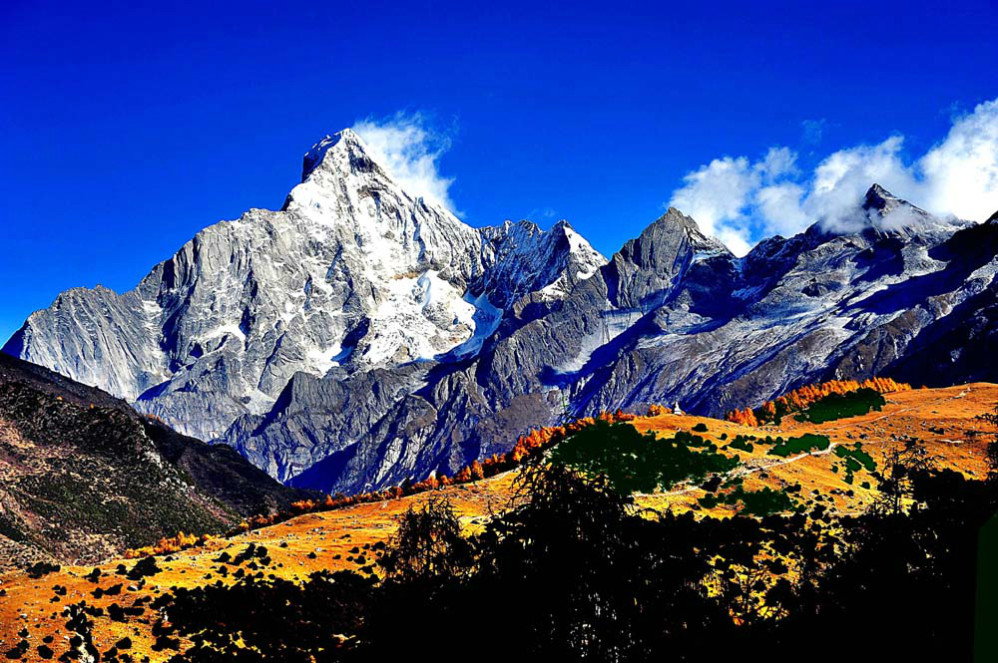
[
  {"x1": 0, "y1": 383, "x2": 991, "y2": 661},
  {"x1": 6, "y1": 125, "x2": 998, "y2": 496},
  {"x1": 0, "y1": 353, "x2": 304, "y2": 568}
]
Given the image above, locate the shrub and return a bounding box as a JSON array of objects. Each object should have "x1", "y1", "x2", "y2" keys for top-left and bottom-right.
[
  {"x1": 767, "y1": 434, "x2": 831, "y2": 458},
  {"x1": 550, "y1": 420, "x2": 739, "y2": 494}
]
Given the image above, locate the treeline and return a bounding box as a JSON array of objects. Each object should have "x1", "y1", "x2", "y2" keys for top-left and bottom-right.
[
  {"x1": 125, "y1": 532, "x2": 217, "y2": 559},
  {"x1": 726, "y1": 377, "x2": 911, "y2": 426},
  {"x1": 261, "y1": 410, "x2": 638, "y2": 528}
]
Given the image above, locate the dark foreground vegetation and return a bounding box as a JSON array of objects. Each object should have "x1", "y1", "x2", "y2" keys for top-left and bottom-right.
[
  {"x1": 132, "y1": 419, "x2": 998, "y2": 663},
  {"x1": 548, "y1": 420, "x2": 738, "y2": 493}
]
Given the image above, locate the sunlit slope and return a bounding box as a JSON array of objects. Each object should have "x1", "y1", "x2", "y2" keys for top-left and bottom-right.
[
  {"x1": 631, "y1": 383, "x2": 992, "y2": 515},
  {"x1": 0, "y1": 383, "x2": 993, "y2": 660}
]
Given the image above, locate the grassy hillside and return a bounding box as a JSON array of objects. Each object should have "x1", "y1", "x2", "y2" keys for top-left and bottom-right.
[{"x1": 0, "y1": 382, "x2": 993, "y2": 660}]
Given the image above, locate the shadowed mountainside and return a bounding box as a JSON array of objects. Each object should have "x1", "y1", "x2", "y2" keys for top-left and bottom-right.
[{"x1": 0, "y1": 353, "x2": 308, "y2": 567}]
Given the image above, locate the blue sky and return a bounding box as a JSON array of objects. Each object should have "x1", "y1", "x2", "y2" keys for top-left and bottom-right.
[{"x1": 2, "y1": 0, "x2": 997, "y2": 343}]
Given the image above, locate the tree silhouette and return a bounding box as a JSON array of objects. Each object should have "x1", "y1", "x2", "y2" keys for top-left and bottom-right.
[{"x1": 378, "y1": 496, "x2": 473, "y2": 582}]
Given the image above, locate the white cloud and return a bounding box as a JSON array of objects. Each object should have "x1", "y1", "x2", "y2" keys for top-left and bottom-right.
[
  {"x1": 351, "y1": 112, "x2": 458, "y2": 212},
  {"x1": 667, "y1": 97, "x2": 998, "y2": 255},
  {"x1": 758, "y1": 146, "x2": 799, "y2": 180},
  {"x1": 755, "y1": 182, "x2": 808, "y2": 236},
  {"x1": 668, "y1": 156, "x2": 756, "y2": 238},
  {"x1": 716, "y1": 227, "x2": 753, "y2": 258},
  {"x1": 668, "y1": 147, "x2": 798, "y2": 255},
  {"x1": 920, "y1": 98, "x2": 998, "y2": 222},
  {"x1": 806, "y1": 135, "x2": 919, "y2": 232}
]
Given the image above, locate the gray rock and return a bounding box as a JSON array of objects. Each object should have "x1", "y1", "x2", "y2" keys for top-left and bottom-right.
[{"x1": 7, "y1": 127, "x2": 998, "y2": 499}]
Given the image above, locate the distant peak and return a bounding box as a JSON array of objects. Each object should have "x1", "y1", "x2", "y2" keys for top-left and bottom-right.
[
  {"x1": 862, "y1": 183, "x2": 899, "y2": 212},
  {"x1": 649, "y1": 207, "x2": 731, "y2": 252},
  {"x1": 552, "y1": 219, "x2": 577, "y2": 234},
  {"x1": 809, "y1": 182, "x2": 950, "y2": 238},
  {"x1": 660, "y1": 207, "x2": 707, "y2": 231},
  {"x1": 859, "y1": 183, "x2": 935, "y2": 224}
]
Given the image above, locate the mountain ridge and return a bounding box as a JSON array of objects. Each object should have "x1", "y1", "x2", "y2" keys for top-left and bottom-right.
[
  {"x1": 5, "y1": 130, "x2": 605, "y2": 446},
  {"x1": 5, "y1": 130, "x2": 998, "y2": 494}
]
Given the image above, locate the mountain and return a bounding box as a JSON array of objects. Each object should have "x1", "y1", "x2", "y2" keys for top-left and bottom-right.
[
  {"x1": 4, "y1": 129, "x2": 603, "y2": 449},
  {"x1": 0, "y1": 352, "x2": 305, "y2": 567},
  {"x1": 281, "y1": 188, "x2": 997, "y2": 494},
  {"x1": 6, "y1": 125, "x2": 998, "y2": 495}
]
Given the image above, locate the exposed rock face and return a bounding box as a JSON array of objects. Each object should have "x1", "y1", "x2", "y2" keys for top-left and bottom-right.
[
  {"x1": 6, "y1": 126, "x2": 998, "y2": 500},
  {"x1": 605, "y1": 207, "x2": 731, "y2": 309},
  {"x1": 3, "y1": 130, "x2": 606, "y2": 483}
]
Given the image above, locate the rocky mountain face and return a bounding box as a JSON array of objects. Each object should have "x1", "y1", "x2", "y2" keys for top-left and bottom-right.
[
  {"x1": 4, "y1": 129, "x2": 605, "y2": 447},
  {"x1": 0, "y1": 352, "x2": 305, "y2": 567},
  {"x1": 6, "y1": 131, "x2": 998, "y2": 496}
]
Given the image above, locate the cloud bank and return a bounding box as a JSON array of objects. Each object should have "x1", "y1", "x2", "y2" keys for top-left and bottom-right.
[
  {"x1": 668, "y1": 97, "x2": 998, "y2": 256},
  {"x1": 351, "y1": 112, "x2": 458, "y2": 212}
]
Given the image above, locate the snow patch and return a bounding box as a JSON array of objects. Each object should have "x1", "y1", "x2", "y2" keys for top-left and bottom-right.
[
  {"x1": 446, "y1": 293, "x2": 504, "y2": 358},
  {"x1": 365, "y1": 270, "x2": 478, "y2": 364},
  {"x1": 201, "y1": 324, "x2": 246, "y2": 342}
]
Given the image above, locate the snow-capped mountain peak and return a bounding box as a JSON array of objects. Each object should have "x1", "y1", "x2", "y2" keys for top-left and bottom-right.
[
  {"x1": 860, "y1": 184, "x2": 964, "y2": 235},
  {"x1": 299, "y1": 128, "x2": 389, "y2": 181},
  {"x1": 862, "y1": 182, "x2": 901, "y2": 213},
  {"x1": 5, "y1": 132, "x2": 610, "y2": 457},
  {"x1": 5, "y1": 134, "x2": 998, "y2": 493}
]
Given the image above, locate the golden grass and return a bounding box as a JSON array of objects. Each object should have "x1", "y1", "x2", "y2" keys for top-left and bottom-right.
[{"x1": 0, "y1": 384, "x2": 993, "y2": 659}]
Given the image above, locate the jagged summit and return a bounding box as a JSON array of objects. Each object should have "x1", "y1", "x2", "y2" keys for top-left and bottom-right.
[
  {"x1": 602, "y1": 207, "x2": 732, "y2": 309},
  {"x1": 862, "y1": 182, "x2": 900, "y2": 212},
  {"x1": 801, "y1": 183, "x2": 951, "y2": 240},
  {"x1": 860, "y1": 183, "x2": 932, "y2": 226},
  {"x1": 862, "y1": 184, "x2": 958, "y2": 236},
  {"x1": 5, "y1": 131, "x2": 606, "y2": 459},
  {"x1": 625, "y1": 207, "x2": 731, "y2": 259},
  {"x1": 668, "y1": 207, "x2": 731, "y2": 252},
  {"x1": 300, "y1": 128, "x2": 368, "y2": 180},
  {"x1": 288, "y1": 127, "x2": 460, "y2": 225}
]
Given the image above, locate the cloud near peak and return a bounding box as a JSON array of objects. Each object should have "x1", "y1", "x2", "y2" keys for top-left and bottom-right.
[
  {"x1": 351, "y1": 112, "x2": 458, "y2": 213},
  {"x1": 668, "y1": 97, "x2": 998, "y2": 256}
]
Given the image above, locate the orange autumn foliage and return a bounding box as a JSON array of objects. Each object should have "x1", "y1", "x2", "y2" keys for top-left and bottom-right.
[
  {"x1": 125, "y1": 531, "x2": 215, "y2": 559},
  {"x1": 725, "y1": 377, "x2": 912, "y2": 426},
  {"x1": 727, "y1": 407, "x2": 759, "y2": 427}
]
